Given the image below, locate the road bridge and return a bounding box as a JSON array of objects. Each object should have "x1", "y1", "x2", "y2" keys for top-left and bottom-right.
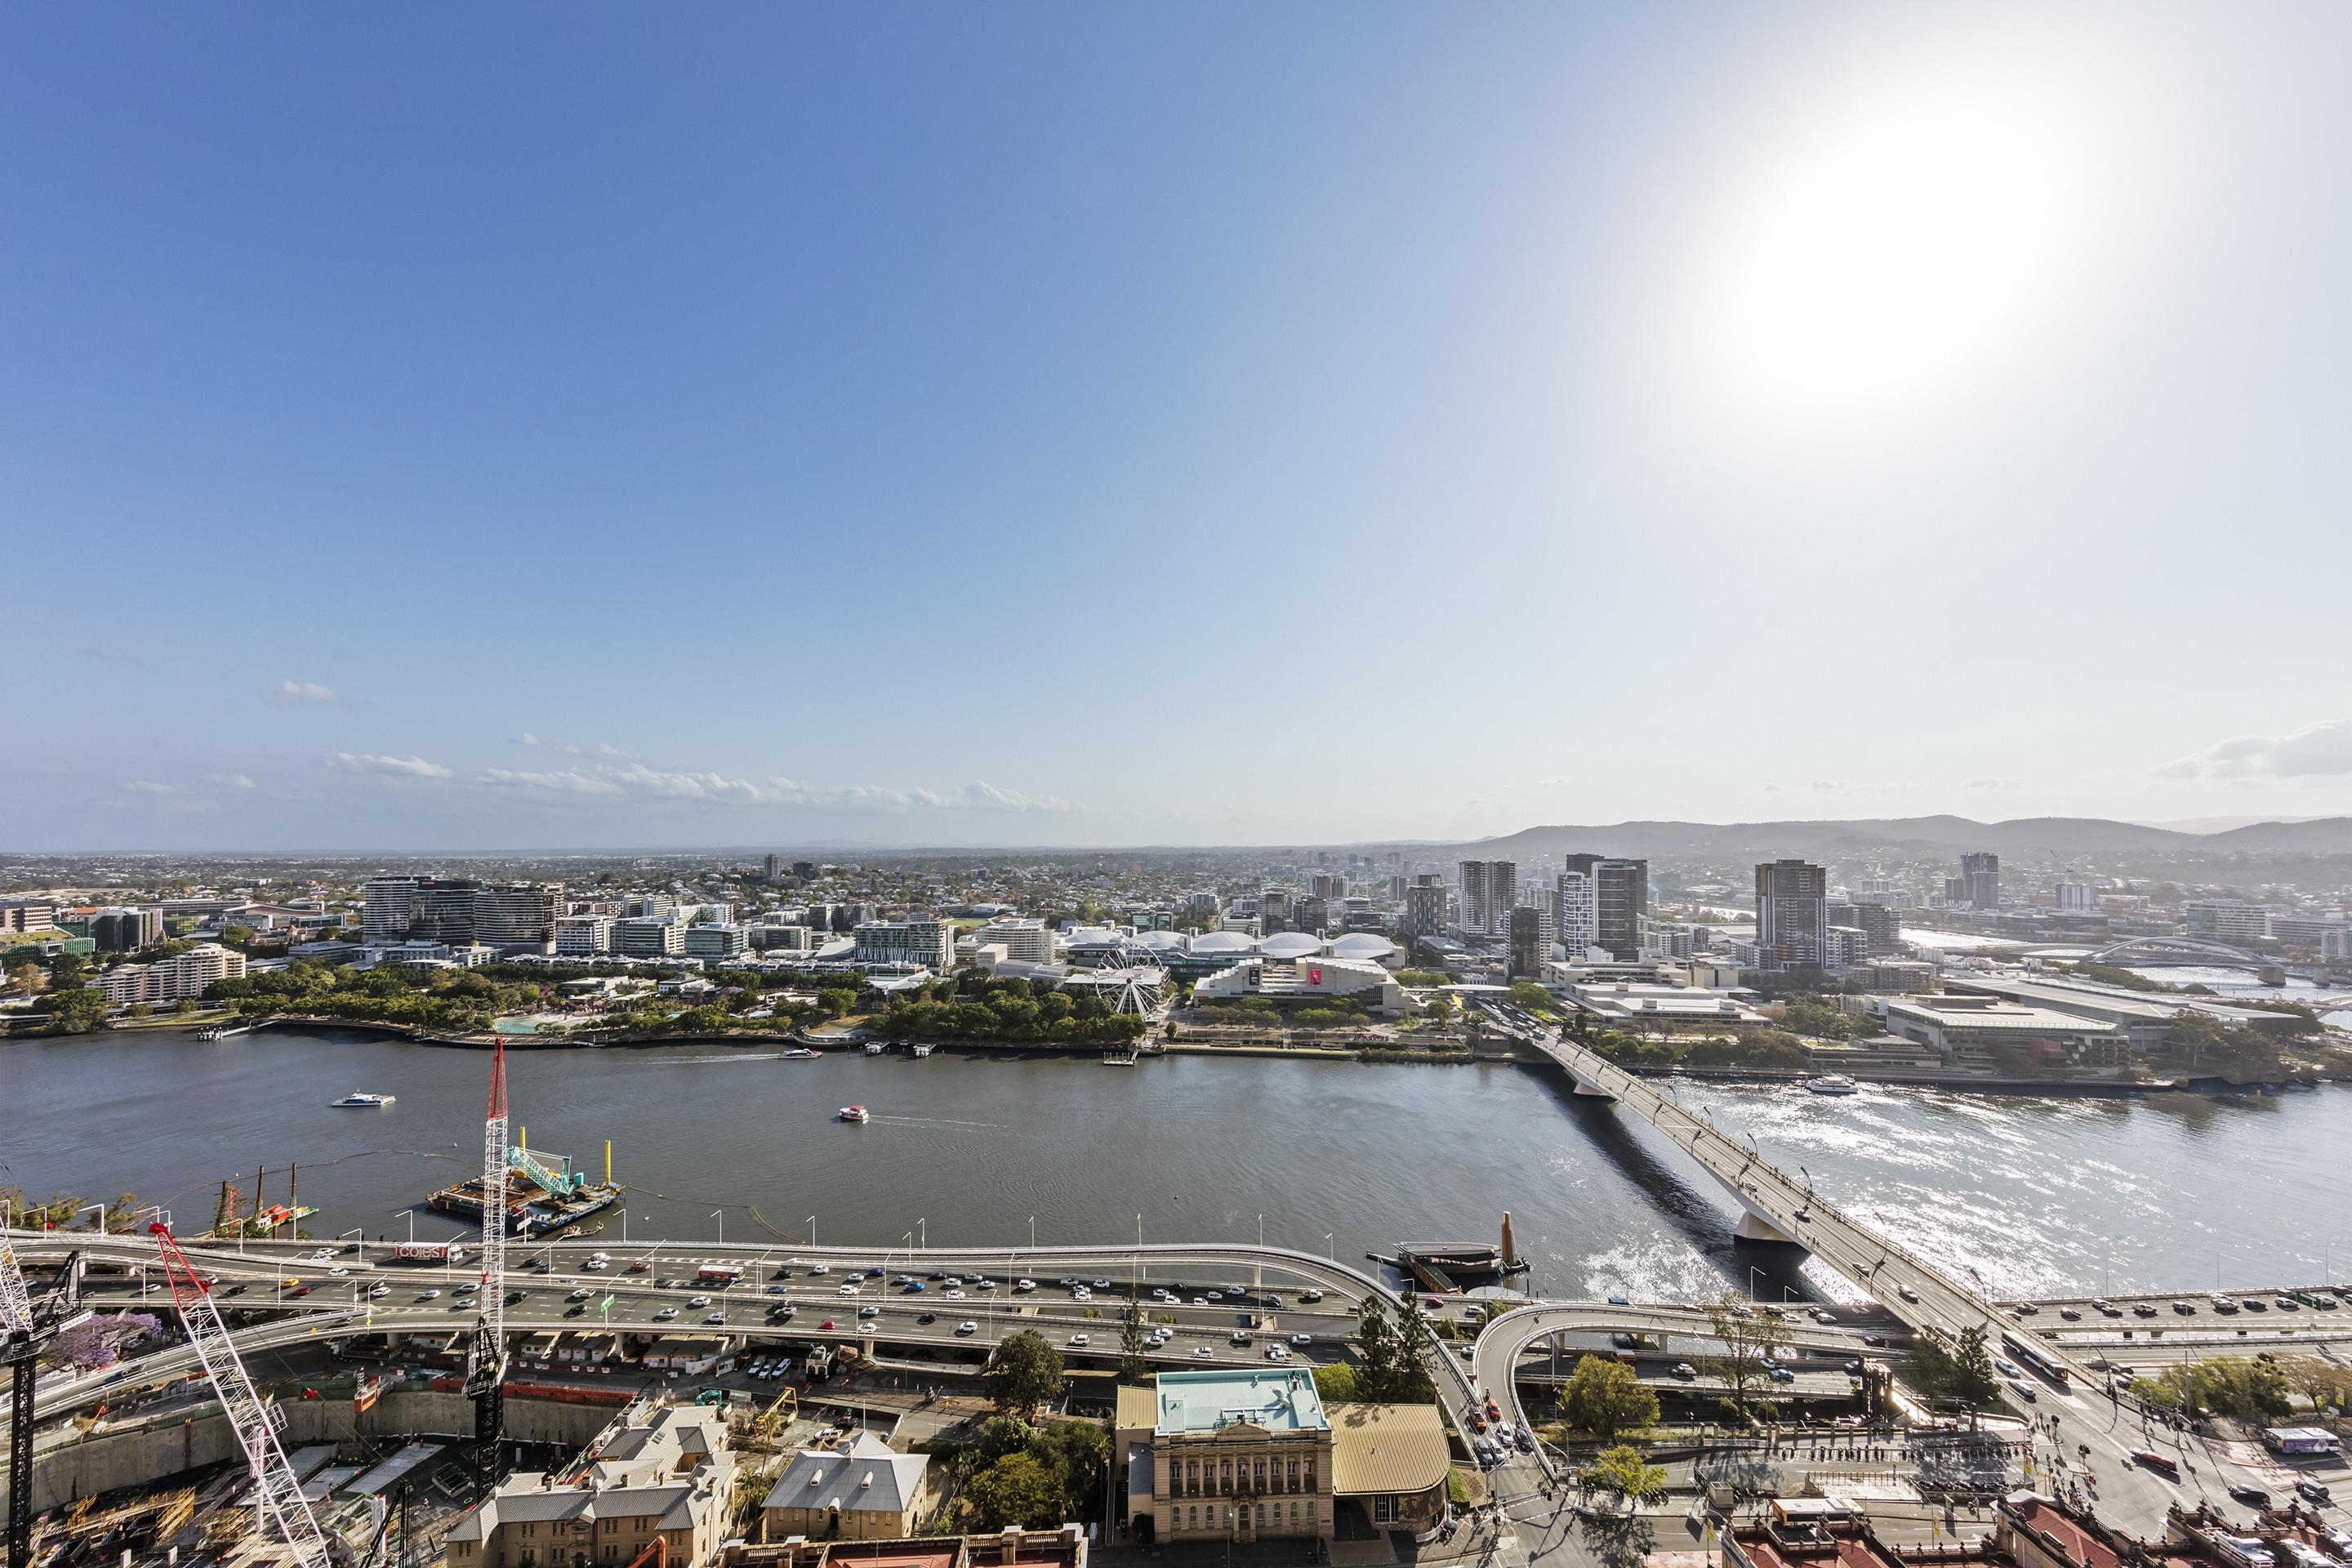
[{"x1": 1521, "y1": 1030, "x2": 2088, "y2": 1381}]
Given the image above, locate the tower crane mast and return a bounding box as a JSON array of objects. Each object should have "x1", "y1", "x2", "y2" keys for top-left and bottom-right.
[
  {"x1": 147, "y1": 1222, "x2": 332, "y2": 1568},
  {"x1": 464, "y1": 1036, "x2": 510, "y2": 1492}
]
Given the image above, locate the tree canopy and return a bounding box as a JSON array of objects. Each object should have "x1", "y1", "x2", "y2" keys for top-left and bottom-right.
[
  {"x1": 984, "y1": 1330, "x2": 1068, "y2": 1421},
  {"x1": 1558, "y1": 1355, "x2": 1659, "y2": 1444}
]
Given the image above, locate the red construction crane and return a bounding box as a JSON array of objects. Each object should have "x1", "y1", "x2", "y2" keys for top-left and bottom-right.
[{"x1": 149, "y1": 1222, "x2": 332, "y2": 1568}]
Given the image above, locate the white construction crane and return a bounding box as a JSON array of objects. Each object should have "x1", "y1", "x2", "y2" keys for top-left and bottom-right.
[
  {"x1": 464, "y1": 1036, "x2": 510, "y2": 1491},
  {"x1": 149, "y1": 1222, "x2": 333, "y2": 1568}
]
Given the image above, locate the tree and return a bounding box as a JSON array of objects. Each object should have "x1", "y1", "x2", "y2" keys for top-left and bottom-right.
[
  {"x1": 984, "y1": 1330, "x2": 1067, "y2": 1420},
  {"x1": 2277, "y1": 1355, "x2": 2352, "y2": 1416},
  {"x1": 1119, "y1": 1285, "x2": 1151, "y2": 1385},
  {"x1": 5, "y1": 960, "x2": 47, "y2": 998},
  {"x1": 1389, "y1": 1297, "x2": 1438, "y2": 1402},
  {"x1": 1508, "y1": 982, "x2": 1557, "y2": 1017},
  {"x1": 2131, "y1": 1357, "x2": 2293, "y2": 1421},
  {"x1": 1355, "y1": 1295, "x2": 1405, "y2": 1400},
  {"x1": 1700, "y1": 1297, "x2": 1787, "y2": 1424},
  {"x1": 1558, "y1": 1355, "x2": 1659, "y2": 1444},
  {"x1": 967, "y1": 1452, "x2": 1066, "y2": 1529},
  {"x1": 1910, "y1": 1325, "x2": 2001, "y2": 1407},
  {"x1": 817, "y1": 987, "x2": 856, "y2": 1018},
  {"x1": 1588, "y1": 1445, "x2": 1666, "y2": 1503},
  {"x1": 1312, "y1": 1363, "x2": 1361, "y2": 1404},
  {"x1": 51, "y1": 1312, "x2": 162, "y2": 1370}
]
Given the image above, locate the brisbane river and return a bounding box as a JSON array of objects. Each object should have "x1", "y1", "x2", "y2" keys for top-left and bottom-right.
[{"x1": 3, "y1": 1027, "x2": 2349, "y2": 1306}]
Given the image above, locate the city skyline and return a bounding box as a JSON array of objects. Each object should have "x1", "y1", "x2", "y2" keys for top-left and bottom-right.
[{"x1": 7, "y1": 4, "x2": 2352, "y2": 850}]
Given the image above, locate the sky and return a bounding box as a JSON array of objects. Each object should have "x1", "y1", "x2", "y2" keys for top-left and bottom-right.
[{"x1": 6, "y1": 3, "x2": 2352, "y2": 852}]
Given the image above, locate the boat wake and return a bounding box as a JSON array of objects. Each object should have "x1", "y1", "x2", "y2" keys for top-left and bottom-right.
[{"x1": 871, "y1": 1115, "x2": 1004, "y2": 1130}]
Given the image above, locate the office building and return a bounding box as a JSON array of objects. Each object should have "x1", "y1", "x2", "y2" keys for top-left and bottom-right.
[
  {"x1": 1960, "y1": 853, "x2": 2000, "y2": 910},
  {"x1": 2267, "y1": 913, "x2": 2351, "y2": 959},
  {"x1": 1258, "y1": 888, "x2": 1294, "y2": 937},
  {"x1": 0, "y1": 901, "x2": 56, "y2": 933},
  {"x1": 554, "y1": 915, "x2": 613, "y2": 956},
  {"x1": 764, "y1": 853, "x2": 781, "y2": 882},
  {"x1": 1400, "y1": 882, "x2": 1446, "y2": 939},
  {"x1": 1508, "y1": 906, "x2": 1545, "y2": 979},
  {"x1": 1456, "y1": 861, "x2": 1516, "y2": 938},
  {"x1": 1824, "y1": 901, "x2": 1900, "y2": 957},
  {"x1": 1754, "y1": 859, "x2": 1829, "y2": 971},
  {"x1": 684, "y1": 924, "x2": 750, "y2": 960},
  {"x1": 853, "y1": 918, "x2": 955, "y2": 971},
  {"x1": 1555, "y1": 869, "x2": 1596, "y2": 956},
  {"x1": 88, "y1": 907, "x2": 164, "y2": 952},
  {"x1": 479, "y1": 884, "x2": 560, "y2": 951},
  {"x1": 613, "y1": 917, "x2": 684, "y2": 957},
  {"x1": 792, "y1": 861, "x2": 816, "y2": 880},
  {"x1": 1561, "y1": 855, "x2": 1647, "y2": 962},
  {"x1": 2185, "y1": 900, "x2": 2273, "y2": 943},
  {"x1": 976, "y1": 917, "x2": 1055, "y2": 964},
  {"x1": 2055, "y1": 881, "x2": 2095, "y2": 913}
]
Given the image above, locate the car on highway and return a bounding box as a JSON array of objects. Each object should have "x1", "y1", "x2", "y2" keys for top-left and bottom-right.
[
  {"x1": 2173, "y1": 1300, "x2": 2197, "y2": 1314},
  {"x1": 858, "y1": 1304, "x2": 880, "y2": 1317},
  {"x1": 368, "y1": 1283, "x2": 390, "y2": 1298},
  {"x1": 858, "y1": 1322, "x2": 875, "y2": 1334},
  {"x1": 288, "y1": 1285, "x2": 313, "y2": 1298},
  {"x1": 565, "y1": 1304, "x2": 586, "y2": 1317},
  {"x1": 1994, "y1": 1358, "x2": 2021, "y2": 1377},
  {"x1": 505, "y1": 1290, "x2": 526, "y2": 1306},
  {"x1": 584, "y1": 1258, "x2": 607, "y2": 1272},
  {"x1": 1811, "y1": 1308, "x2": 1838, "y2": 1324},
  {"x1": 2274, "y1": 1296, "x2": 2300, "y2": 1312},
  {"x1": 838, "y1": 1283, "x2": 861, "y2": 1296},
  {"x1": 2228, "y1": 1484, "x2": 2270, "y2": 1508},
  {"x1": 309, "y1": 1248, "x2": 336, "y2": 1263},
  {"x1": 654, "y1": 1305, "x2": 678, "y2": 1320},
  {"x1": 1300, "y1": 1289, "x2": 1325, "y2": 1303},
  {"x1": 2134, "y1": 1303, "x2": 2159, "y2": 1317},
  {"x1": 1516, "y1": 1429, "x2": 1536, "y2": 1454},
  {"x1": 1265, "y1": 1345, "x2": 1291, "y2": 1361},
  {"x1": 2008, "y1": 1380, "x2": 2037, "y2": 1404},
  {"x1": 2241, "y1": 1298, "x2": 2268, "y2": 1312},
  {"x1": 927, "y1": 1270, "x2": 947, "y2": 1280},
  {"x1": 329, "y1": 1266, "x2": 350, "y2": 1276},
  {"x1": 1292, "y1": 1333, "x2": 1313, "y2": 1346},
  {"x1": 1093, "y1": 1278, "x2": 1111, "y2": 1290},
  {"x1": 2059, "y1": 1307, "x2": 2082, "y2": 1321},
  {"x1": 1424, "y1": 1296, "x2": 1444, "y2": 1309},
  {"x1": 1205, "y1": 1290, "x2": 1223, "y2": 1301},
  {"x1": 917, "y1": 1312, "x2": 938, "y2": 1325},
  {"x1": 1015, "y1": 1279, "x2": 1036, "y2": 1292},
  {"x1": 947, "y1": 1290, "x2": 966, "y2": 1300},
  {"x1": 2013, "y1": 1302, "x2": 2038, "y2": 1316},
  {"x1": 1769, "y1": 1368, "x2": 1795, "y2": 1383},
  {"x1": 569, "y1": 1287, "x2": 593, "y2": 1300},
  {"x1": 1860, "y1": 1334, "x2": 1886, "y2": 1347},
  {"x1": 818, "y1": 1319, "x2": 835, "y2": 1331},
  {"x1": 1672, "y1": 1362, "x2": 1696, "y2": 1379},
  {"x1": 770, "y1": 1285, "x2": 792, "y2": 1296},
  {"x1": 1068, "y1": 1334, "x2": 1089, "y2": 1348},
  {"x1": 418, "y1": 1289, "x2": 440, "y2": 1300},
  {"x1": 809, "y1": 1263, "x2": 829, "y2": 1275},
  {"x1": 688, "y1": 1294, "x2": 711, "y2": 1308},
  {"x1": 1897, "y1": 1285, "x2": 1921, "y2": 1303},
  {"x1": 902, "y1": 1281, "x2": 924, "y2": 1293},
  {"x1": 705, "y1": 1311, "x2": 727, "y2": 1325},
  {"x1": 2296, "y1": 1481, "x2": 2332, "y2": 1504},
  {"x1": 1192, "y1": 1346, "x2": 1213, "y2": 1358}
]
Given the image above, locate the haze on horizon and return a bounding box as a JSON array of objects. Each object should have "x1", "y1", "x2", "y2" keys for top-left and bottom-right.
[{"x1": 6, "y1": 4, "x2": 2351, "y2": 853}]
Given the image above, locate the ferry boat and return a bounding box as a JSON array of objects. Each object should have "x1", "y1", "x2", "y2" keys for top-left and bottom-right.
[
  {"x1": 782, "y1": 1048, "x2": 821, "y2": 1058},
  {"x1": 837, "y1": 1105, "x2": 871, "y2": 1124},
  {"x1": 911, "y1": 1044, "x2": 933, "y2": 1058},
  {"x1": 332, "y1": 1091, "x2": 398, "y2": 1108},
  {"x1": 1805, "y1": 1074, "x2": 1859, "y2": 1096},
  {"x1": 863, "y1": 1042, "x2": 885, "y2": 1056}
]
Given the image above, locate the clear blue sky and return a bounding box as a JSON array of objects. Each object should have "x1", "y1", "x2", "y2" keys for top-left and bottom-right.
[{"x1": 7, "y1": 4, "x2": 2351, "y2": 850}]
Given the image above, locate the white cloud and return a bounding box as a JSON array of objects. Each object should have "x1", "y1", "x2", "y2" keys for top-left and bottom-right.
[
  {"x1": 516, "y1": 732, "x2": 540, "y2": 746},
  {"x1": 330, "y1": 751, "x2": 454, "y2": 779},
  {"x1": 277, "y1": 679, "x2": 336, "y2": 702},
  {"x1": 203, "y1": 773, "x2": 257, "y2": 790},
  {"x1": 596, "y1": 742, "x2": 626, "y2": 759},
  {"x1": 81, "y1": 645, "x2": 145, "y2": 666},
  {"x1": 481, "y1": 767, "x2": 625, "y2": 796},
  {"x1": 2155, "y1": 719, "x2": 2352, "y2": 781},
  {"x1": 1962, "y1": 777, "x2": 2020, "y2": 790},
  {"x1": 123, "y1": 780, "x2": 174, "y2": 795},
  {"x1": 960, "y1": 780, "x2": 1081, "y2": 813}
]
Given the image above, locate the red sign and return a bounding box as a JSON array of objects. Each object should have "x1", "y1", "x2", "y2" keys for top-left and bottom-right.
[{"x1": 1308, "y1": 968, "x2": 1323, "y2": 987}]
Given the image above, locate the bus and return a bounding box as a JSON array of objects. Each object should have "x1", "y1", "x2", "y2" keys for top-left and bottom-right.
[
  {"x1": 2002, "y1": 1332, "x2": 2072, "y2": 1389},
  {"x1": 696, "y1": 1262, "x2": 744, "y2": 1286}
]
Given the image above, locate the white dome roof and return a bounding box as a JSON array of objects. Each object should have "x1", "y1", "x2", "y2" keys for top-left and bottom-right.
[
  {"x1": 1134, "y1": 929, "x2": 1185, "y2": 951},
  {"x1": 1189, "y1": 930, "x2": 1254, "y2": 954},
  {"x1": 1260, "y1": 932, "x2": 1322, "y2": 960},
  {"x1": 1329, "y1": 933, "x2": 1399, "y2": 961}
]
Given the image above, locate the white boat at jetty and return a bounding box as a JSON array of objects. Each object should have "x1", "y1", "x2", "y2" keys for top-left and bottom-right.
[
  {"x1": 332, "y1": 1091, "x2": 397, "y2": 1108},
  {"x1": 911, "y1": 1044, "x2": 933, "y2": 1057},
  {"x1": 1804, "y1": 1075, "x2": 1858, "y2": 1096}
]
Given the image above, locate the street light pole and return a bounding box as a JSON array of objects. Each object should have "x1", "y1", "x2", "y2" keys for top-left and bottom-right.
[
  {"x1": 712, "y1": 1209, "x2": 724, "y2": 1247},
  {"x1": 1748, "y1": 1266, "x2": 1764, "y2": 1302}
]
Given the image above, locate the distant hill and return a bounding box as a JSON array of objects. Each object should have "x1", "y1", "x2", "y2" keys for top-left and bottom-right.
[{"x1": 1381, "y1": 815, "x2": 2352, "y2": 865}]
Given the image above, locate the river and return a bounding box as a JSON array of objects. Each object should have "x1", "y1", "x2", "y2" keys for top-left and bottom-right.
[{"x1": 2, "y1": 1027, "x2": 2346, "y2": 1307}]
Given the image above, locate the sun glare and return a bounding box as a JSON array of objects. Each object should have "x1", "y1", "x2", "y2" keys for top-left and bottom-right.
[{"x1": 1673, "y1": 34, "x2": 2158, "y2": 446}]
